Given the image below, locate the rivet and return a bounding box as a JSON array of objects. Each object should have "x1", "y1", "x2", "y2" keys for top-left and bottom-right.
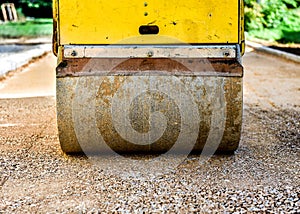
[
  {"x1": 224, "y1": 51, "x2": 230, "y2": 57},
  {"x1": 147, "y1": 51, "x2": 154, "y2": 57},
  {"x1": 71, "y1": 50, "x2": 77, "y2": 57}
]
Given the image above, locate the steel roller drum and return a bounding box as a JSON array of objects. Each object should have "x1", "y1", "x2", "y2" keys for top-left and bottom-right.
[{"x1": 56, "y1": 57, "x2": 243, "y2": 154}]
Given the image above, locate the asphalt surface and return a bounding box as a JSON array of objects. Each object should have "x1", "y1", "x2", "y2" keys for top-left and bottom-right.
[{"x1": 0, "y1": 47, "x2": 299, "y2": 212}]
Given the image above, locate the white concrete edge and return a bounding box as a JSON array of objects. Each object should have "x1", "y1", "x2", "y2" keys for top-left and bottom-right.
[
  {"x1": 246, "y1": 40, "x2": 300, "y2": 63},
  {"x1": 0, "y1": 44, "x2": 52, "y2": 77},
  {"x1": 0, "y1": 37, "x2": 52, "y2": 45}
]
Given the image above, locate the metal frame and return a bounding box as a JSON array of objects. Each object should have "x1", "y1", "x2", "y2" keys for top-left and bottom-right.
[{"x1": 63, "y1": 45, "x2": 238, "y2": 59}]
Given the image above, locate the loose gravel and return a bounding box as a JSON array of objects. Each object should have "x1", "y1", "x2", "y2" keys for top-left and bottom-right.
[{"x1": 0, "y1": 97, "x2": 299, "y2": 213}]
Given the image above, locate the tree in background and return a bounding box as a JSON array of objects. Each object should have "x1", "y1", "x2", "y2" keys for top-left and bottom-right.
[
  {"x1": 244, "y1": 0, "x2": 300, "y2": 43},
  {"x1": 2, "y1": 0, "x2": 52, "y2": 18},
  {"x1": 245, "y1": 0, "x2": 300, "y2": 30}
]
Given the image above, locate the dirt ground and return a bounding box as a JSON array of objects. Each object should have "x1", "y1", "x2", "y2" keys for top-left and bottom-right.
[{"x1": 0, "y1": 48, "x2": 299, "y2": 212}]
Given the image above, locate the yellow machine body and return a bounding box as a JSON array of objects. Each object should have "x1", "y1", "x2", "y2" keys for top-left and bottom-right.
[{"x1": 53, "y1": 0, "x2": 244, "y2": 46}]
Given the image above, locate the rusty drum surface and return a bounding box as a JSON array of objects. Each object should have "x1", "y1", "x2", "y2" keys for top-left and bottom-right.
[{"x1": 56, "y1": 58, "x2": 243, "y2": 154}]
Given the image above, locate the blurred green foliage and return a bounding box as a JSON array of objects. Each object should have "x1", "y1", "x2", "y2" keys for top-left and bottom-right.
[
  {"x1": 2, "y1": 0, "x2": 51, "y2": 8},
  {"x1": 245, "y1": 0, "x2": 300, "y2": 43},
  {"x1": 1, "y1": 0, "x2": 52, "y2": 18},
  {"x1": 19, "y1": 0, "x2": 52, "y2": 8},
  {"x1": 0, "y1": 18, "x2": 53, "y2": 38}
]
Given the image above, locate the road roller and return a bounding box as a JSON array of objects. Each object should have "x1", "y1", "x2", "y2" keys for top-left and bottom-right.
[{"x1": 52, "y1": 0, "x2": 245, "y2": 154}]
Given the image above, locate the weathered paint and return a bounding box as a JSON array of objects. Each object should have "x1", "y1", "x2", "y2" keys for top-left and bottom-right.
[
  {"x1": 52, "y1": 0, "x2": 58, "y2": 56},
  {"x1": 56, "y1": 58, "x2": 243, "y2": 78},
  {"x1": 56, "y1": 0, "x2": 242, "y2": 45},
  {"x1": 63, "y1": 45, "x2": 238, "y2": 59}
]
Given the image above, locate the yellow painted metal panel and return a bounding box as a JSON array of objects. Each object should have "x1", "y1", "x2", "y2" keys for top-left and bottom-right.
[{"x1": 58, "y1": 0, "x2": 241, "y2": 45}]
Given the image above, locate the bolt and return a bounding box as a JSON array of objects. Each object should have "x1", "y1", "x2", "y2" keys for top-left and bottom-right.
[
  {"x1": 147, "y1": 51, "x2": 154, "y2": 57},
  {"x1": 223, "y1": 51, "x2": 230, "y2": 57},
  {"x1": 71, "y1": 50, "x2": 77, "y2": 57}
]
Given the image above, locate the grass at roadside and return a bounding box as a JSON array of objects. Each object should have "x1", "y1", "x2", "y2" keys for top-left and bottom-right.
[
  {"x1": 246, "y1": 29, "x2": 300, "y2": 44},
  {"x1": 0, "y1": 18, "x2": 53, "y2": 38}
]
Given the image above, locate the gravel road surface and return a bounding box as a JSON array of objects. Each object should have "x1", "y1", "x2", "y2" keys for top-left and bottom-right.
[{"x1": 0, "y1": 48, "x2": 299, "y2": 213}]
